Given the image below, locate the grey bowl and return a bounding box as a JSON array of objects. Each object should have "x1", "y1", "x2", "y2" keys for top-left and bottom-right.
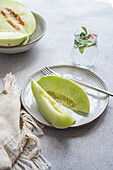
[{"x1": 0, "y1": 12, "x2": 46, "y2": 54}]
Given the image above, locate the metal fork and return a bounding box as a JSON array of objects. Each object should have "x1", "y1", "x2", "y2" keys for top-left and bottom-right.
[{"x1": 41, "y1": 67, "x2": 113, "y2": 97}]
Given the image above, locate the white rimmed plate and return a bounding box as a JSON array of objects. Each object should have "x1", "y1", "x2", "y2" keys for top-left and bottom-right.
[
  {"x1": 21, "y1": 65, "x2": 109, "y2": 127},
  {"x1": 0, "y1": 12, "x2": 46, "y2": 54}
]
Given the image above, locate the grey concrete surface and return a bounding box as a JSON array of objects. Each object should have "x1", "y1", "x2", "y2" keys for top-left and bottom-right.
[{"x1": 0, "y1": 0, "x2": 113, "y2": 169}]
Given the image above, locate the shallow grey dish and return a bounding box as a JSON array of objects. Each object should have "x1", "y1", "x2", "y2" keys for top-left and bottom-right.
[
  {"x1": 21, "y1": 65, "x2": 109, "y2": 128},
  {"x1": 0, "y1": 12, "x2": 46, "y2": 54}
]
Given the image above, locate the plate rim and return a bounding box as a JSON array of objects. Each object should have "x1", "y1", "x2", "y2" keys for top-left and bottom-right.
[{"x1": 21, "y1": 64, "x2": 109, "y2": 128}]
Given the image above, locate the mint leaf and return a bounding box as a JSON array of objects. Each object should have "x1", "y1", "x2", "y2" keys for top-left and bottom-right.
[
  {"x1": 82, "y1": 27, "x2": 87, "y2": 34},
  {"x1": 82, "y1": 40, "x2": 92, "y2": 44},
  {"x1": 80, "y1": 32, "x2": 86, "y2": 39},
  {"x1": 74, "y1": 27, "x2": 96, "y2": 54},
  {"x1": 79, "y1": 45, "x2": 86, "y2": 54},
  {"x1": 74, "y1": 39, "x2": 80, "y2": 47},
  {"x1": 88, "y1": 42, "x2": 97, "y2": 47}
]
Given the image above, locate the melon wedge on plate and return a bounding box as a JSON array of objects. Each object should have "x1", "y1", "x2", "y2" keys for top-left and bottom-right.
[
  {"x1": 31, "y1": 78, "x2": 76, "y2": 129},
  {"x1": 38, "y1": 75, "x2": 90, "y2": 114},
  {"x1": 31, "y1": 76, "x2": 90, "y2": 129}
]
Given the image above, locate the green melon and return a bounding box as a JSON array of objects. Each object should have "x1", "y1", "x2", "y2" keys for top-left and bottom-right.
[
  {"x1": 37, "y1": 75, "x2": 90, "y2": 114},
  {"x1": 0, "y1": 31, "x2": 29, "y2": 46},
  {"x1": 0, "y1": 0, "x2": 36, "y2": 36},
  {"x1": 31, "y1": 78, "x2": 75, "y2": 129},
  {"x1": 0, "y1": 0, "x2": 36, "y2": 46}
]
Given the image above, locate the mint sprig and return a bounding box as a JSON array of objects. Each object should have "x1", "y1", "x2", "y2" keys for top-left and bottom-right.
[{"x1": 74, "y1": 27, "x2": 96, "y2": 54}]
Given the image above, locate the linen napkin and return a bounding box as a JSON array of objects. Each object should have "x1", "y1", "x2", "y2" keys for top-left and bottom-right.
[{"x1": 0, "y1": 73, "x2": 51, "y2": 170}]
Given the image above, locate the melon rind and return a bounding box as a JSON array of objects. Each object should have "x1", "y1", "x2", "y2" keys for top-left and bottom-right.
[{"x1": 0, "y1": 32, "x2": 29, "y2": 46}]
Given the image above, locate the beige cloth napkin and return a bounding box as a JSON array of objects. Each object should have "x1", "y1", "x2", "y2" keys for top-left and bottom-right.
[{"x1": 0, "y1": 73, "x2": 51, "y2": 170}]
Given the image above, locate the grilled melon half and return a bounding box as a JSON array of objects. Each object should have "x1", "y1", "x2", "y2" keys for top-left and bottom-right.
[{"x1": 0, "y1": 0, "x2": 36, "y2": 46}]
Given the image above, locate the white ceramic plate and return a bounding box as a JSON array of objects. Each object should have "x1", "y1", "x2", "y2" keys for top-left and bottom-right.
[
  {"x1": 0, "y1": 12, "x2": 46, "y2": 54},
  {"x1": 21, "y1": 65, "x2": 109, "y2": 127}
]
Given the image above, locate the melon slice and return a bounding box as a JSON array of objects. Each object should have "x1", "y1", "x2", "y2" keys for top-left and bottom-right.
[
  {"x1": 0, "y1": 0, "x2": 36, "y2": 36},
  {"x1": 37, "y1": 75, "x2": 90, "y2": 114},
  {"x1": 0, "y1": 31, "x2": 29, "y2": 46},
  {"x1": 31, "y1": 78, "x2": 76, "y2": 129}
]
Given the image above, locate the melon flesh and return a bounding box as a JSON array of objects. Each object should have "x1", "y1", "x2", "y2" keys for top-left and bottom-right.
[
  {"x1": 0, "y1": 0, "x2": 36, "y2": 46},
  {"x1": 31, "y1": 78, "x2": 76, "y2": 129},
  {"x1": 0, "y1": 0, "x2": 36, "y2": 36},
  {"x1": 37, "y1": 75, "x2": 90, "y2": 114}
]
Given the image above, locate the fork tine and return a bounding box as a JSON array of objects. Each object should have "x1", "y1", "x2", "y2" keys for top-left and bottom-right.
[
  {"x1": 41, "y1": 68, "x2": 48, "y2": 75},
  {"x1": 45, "y1": 67, "x2": 54, "y2": 75},
  {"x1": 45, "y1": 67, "x2": 61, "y2": 76},
  {"x1": 41, "y1": 67, "x2": 54, "y2": 76},
  {"x1": 41, "y1": 66, "x2": 60, "y2": 77}
]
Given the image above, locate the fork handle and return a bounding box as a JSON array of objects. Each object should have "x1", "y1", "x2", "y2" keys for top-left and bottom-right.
[{"x1": 66, "y1": 77, "x2": 113, "y2": 97}]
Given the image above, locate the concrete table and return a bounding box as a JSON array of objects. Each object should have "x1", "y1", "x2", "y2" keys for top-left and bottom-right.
[{"x1": 0, "y1": 0, "x2": 113, "y2": 169}]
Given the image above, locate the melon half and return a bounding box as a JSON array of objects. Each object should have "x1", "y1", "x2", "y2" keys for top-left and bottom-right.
[{"x1": 0, "y1": 0, "x2": 36, "y2": 46}]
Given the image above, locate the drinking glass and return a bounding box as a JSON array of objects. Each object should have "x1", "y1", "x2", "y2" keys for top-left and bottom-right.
[{"x1": 71, "y1": 27, "x2": 98, "y2": 68}]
